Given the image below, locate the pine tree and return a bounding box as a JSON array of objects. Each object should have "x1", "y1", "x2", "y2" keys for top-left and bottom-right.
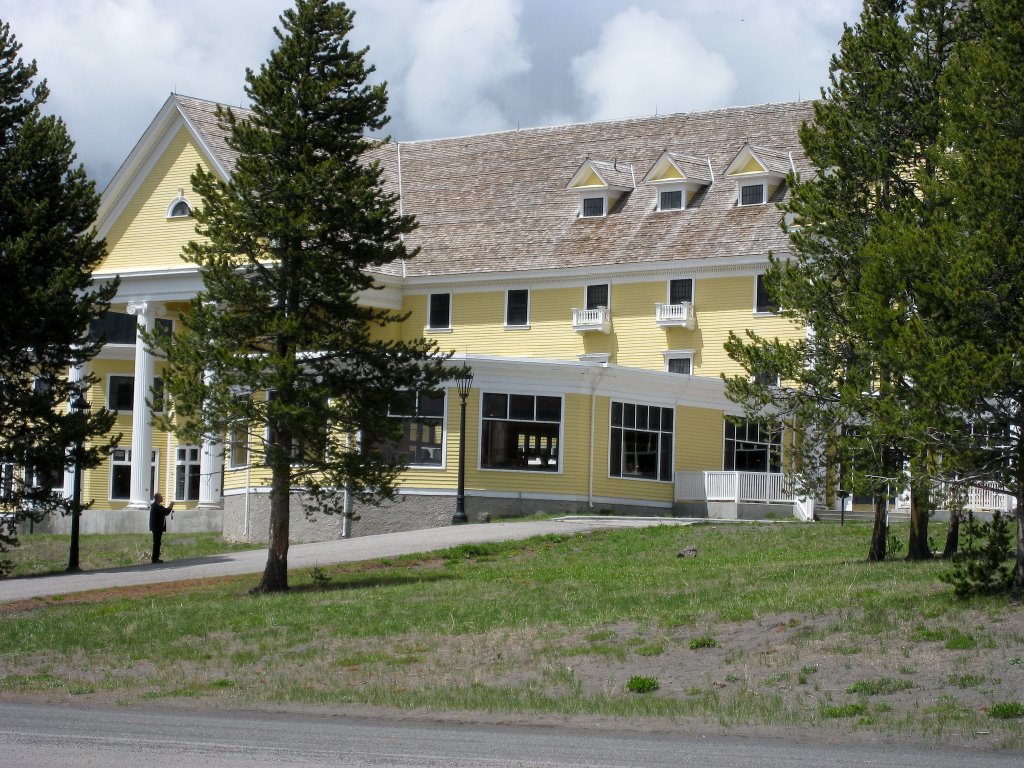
[
  {"x1": 162, "y1": 0, "x2": 449, "y2": 593},
  {"x1": 909, "y1": 0, "x2": 1024, "y2": 590},
  {"x1": 0, "y1": 20, "x2": 117, "y2": 570},
  {"x1": 723, "y1": 0, "x2": 966, "y2": 561}
]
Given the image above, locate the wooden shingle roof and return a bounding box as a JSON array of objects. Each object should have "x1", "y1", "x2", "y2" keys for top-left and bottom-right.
[{"x1": 184, "y1": 99, "x2": 816, "y2": 279}]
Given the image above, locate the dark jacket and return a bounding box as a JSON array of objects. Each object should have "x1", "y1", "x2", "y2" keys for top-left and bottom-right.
[{"x1": 149, "y1": 501, "x2": 172, "y2": 532}]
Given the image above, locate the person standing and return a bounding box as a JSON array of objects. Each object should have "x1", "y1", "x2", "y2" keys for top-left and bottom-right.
[{"x1": 149, "y1": 493, "x2": 174, "y2": 563}]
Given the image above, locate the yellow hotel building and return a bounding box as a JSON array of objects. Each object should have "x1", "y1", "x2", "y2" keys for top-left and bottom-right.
[{"x1": 46, "y1": 95, "x2": 819, "y2": 541}]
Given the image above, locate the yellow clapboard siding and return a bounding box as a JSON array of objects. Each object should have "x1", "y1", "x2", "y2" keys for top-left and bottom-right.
[
  {"x1": 678, "y1": 406, "x2": 725, "y2": 472},
  {"x1": 691, "y1": 275, "x2": 803, "y2": 378},
  {"x1": 100, "y1": 126, "x2": 211, "y2": 274}
]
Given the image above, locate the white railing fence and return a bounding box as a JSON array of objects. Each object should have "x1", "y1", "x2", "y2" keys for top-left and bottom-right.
[
  {"x1": 571, "y1": 306, "x2": 611, "y2": 333},
  {"x1": 677, "y1": 471, "x2": 793, "y2": 504},
  {"x1": 655, "y1": 302, "x2": 695, "y2": 327}
]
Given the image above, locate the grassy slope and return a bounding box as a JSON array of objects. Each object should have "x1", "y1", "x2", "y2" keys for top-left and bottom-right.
[{"x1": 1, "y1": 522, "x2": 1022, "y2": 745}]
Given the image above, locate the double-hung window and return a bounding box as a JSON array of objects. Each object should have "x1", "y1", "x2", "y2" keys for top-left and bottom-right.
[
  {"x1": 669, "y1": 278, "x2": 693, "y2": 305},
  {"x1": 175, "y1": 446, "x2": 201, "y2": 501},
  {"x1": 581, "y1": 196, "x2": 604, "y2": 218},
  {"x1": 755, "y1": 274, "x2": 779, "y2": 314},
  {"x1": 586, "y1": 283, "x2": 609, "y2": 310},
  {"x1": 505, "y1": 289, "x2": 529, "y2": 327},
  {"x1": 610, "y1": 402, "x2": 673, "y2": 482},
  {"x1": 481, "y1": 393, "x2": 561, "y2": 471},
  {"x1": 428, "y1": 293, "x2": 451, "y2": 330},
  {"x1": 110, "y1": 449, "x2": 157, "y2": 500},
  {"x1": 107, "y1": 375, "x2": 163, "y2": 412},
  {"x1": 659, "y1": 189, "x2": 683, "y2": 211}
]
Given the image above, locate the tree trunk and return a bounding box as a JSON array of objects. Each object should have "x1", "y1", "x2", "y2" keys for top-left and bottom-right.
[
  {"x1": 1013, "y1": 489, "x2": 1024, "y2": 595},
  {"x1": 942, "y1": 509, "x2": 960, "y2": 560},
  {"x1": 906, "y1": 483, "x2": 932, "y2": 561},
  {"x1": 868, "y1": 494, "x2": 887, "y2": 561},
  {"x1": 254, "y1": 452, "x2": 292, "y2": 593}
]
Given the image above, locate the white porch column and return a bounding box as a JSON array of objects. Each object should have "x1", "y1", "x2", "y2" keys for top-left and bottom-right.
[
  {"x1": 62, "y1": 362, "x2": 87, "y2": 499},
  {"x1": 125, "y1": 301, "x2": 164, "y2": 511},
  {"x1": 197, "y1": 368, "x2": 224, "y2": 509}
]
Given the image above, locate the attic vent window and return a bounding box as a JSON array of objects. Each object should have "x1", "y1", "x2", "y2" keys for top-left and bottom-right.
[
  {"x1": 167, "y1": 191, "x2": 193, "y2": 218},
  {"x1": 567, "y1": 158, "x2": 635, "y2": 220}
]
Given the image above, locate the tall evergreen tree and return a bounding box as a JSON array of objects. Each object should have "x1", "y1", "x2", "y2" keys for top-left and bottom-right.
[
  {"x1": 163, "y1": 0, "x2": 449, "y2": 593},
  {"x1": 903, "y1": 0, "x2": 1024, "y2": 589},
  {"x1": 724, "y1": 0, "x2": 966, "y2": 561},
  {"x1": 0, "y1": 20, "x2": 117, "y2": 570}
]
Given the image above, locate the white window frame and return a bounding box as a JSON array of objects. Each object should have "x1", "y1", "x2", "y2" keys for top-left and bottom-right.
[
  {"x1": 580, "y1": 195, "x2": 606, "y2": 218},
  {"x1": 608, "y1": 400, "x2": 674, "y2": 483},
  {"x1": 667, "y1": 278, "x2": 694, "y2": 305},
  {"x1": 109, "y1": 448, "x2": 158, "y2": 501},
  {"x1": 380, "y1": 391, "x2": 448, "y2": 469},
  {"x1": 504, "y1": 288, "x2": 530, "y2": 329},
  {"x1": 662, "y1": 350, "x2": 694, "y2": 375},
  {"x1": 227, "y1": 420, "x2": 250, "y2": 469},
  {"x1": 174, "y1": 445, "x2": 202, "y2": 502},
  {"x1": 166, "y1": 195, "x2": 193, "y2": 219},
  {"x1": 754, "y1": 274, "x2": 779, "y2": 315},
  {"x1": 479, "y1": 392, "x2": 564, "y2": 474},
  {"x1": 739, "y1": 180, "x2": 767, "y2": 206},
  {"x1": 656, "y1": 185, "x2": 686, "y2": 212},
  {"x1": 585, "y1": 283, "x2": 611, "y2": 310},
  {"x1": 427, "y1": 292, "x2": 452, "y2": 332}
]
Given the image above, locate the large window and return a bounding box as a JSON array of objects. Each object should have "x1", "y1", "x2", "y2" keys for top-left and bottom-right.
[
  {"x1": 90, "y1": 311, "x2": 137, "y2": 344},
  {"x1": 377, "y1": 391, "x2": 446, "y2": 467},
  {"x1": 428, "y1": 293, "x2": 451, "y2": 330},
  {"x1": 505, "y1": 289, "x2": 529, "y2": 327},
  {"x1": 610, "y1": 401, "x2": 673, "y2": 482},
  {"x1": 724, "y1": 419, "x2": 781, "y2": 473},
  {"x1": 175, "y1": 446, "x2": 201, "y2": 501},
  {"x1": 110, "y1": 448, "x2": 157, "y2": 500},
  {"x1": 481, "y1": 393, "x2": 561, "y2": 471}
]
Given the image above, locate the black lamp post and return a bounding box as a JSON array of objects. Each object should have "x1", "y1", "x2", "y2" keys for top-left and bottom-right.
[
  {"x1": 451, "y1": 368, "x2": 474, "y2": 525},
  {"x1": 66, "y1": 392, "x2": 90, "y2": 572}
]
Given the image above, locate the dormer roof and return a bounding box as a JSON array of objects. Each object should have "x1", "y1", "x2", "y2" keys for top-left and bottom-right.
[
  {"x1": 566, "y1": 158, "x2": 636, "y2": 192},
  {"x1": 724, "y1": 143, "x2": 795, "y2": 179},
  {"x1": 643, "y1": 151, "x2": 713, "y2": 186}
]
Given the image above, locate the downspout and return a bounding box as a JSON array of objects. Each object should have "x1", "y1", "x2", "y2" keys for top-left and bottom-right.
[
  {"x1": 243, "y1": 443, "x2": 252, "y2": 539},
  {"x1": 587, "y1": 365, "x2": 608, "y2": 508},
  {"x1": 165, "y1": 409, "x2": 173, "y2": 504}
]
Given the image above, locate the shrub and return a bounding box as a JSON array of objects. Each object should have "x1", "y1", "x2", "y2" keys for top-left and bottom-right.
[
  {"x1": 821, "y1": 703, "x2": 867, "y2": 719},
  {"x1": 688, "y1": 635, "x2": 719, "y2": 650},
  {"x1": 626, "y1": 675, "x2": 659, "y2": 693},
  {"x1": 988, "y1": 702, "x2": 1024, "y2": 719},
  {"x1": 941, "y1": 511, "x2": 1014, "y2": 597}
]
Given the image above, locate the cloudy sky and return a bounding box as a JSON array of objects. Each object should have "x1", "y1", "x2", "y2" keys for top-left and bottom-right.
[{"x1": 1, "y1": 0, "x2": 861, "y2": 188}]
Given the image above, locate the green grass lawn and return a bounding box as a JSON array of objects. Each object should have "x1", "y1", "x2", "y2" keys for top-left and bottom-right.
[
  {"x1": 1, "y1": 521, "x2": 1022, "y2": 746},
  {"x1": 2, "y1": 531, "x2": 259, "y2": 577}
]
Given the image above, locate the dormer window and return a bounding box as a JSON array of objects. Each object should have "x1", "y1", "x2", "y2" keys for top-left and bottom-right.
[
  {"x1": 643, "y1": 151, "x2": 712, "y2": 212},
  {"x1": 567, "y1": 158, "x2": 635, "y2": 219},
  {"x1": 724, "y1": 144, "x2": 794, "y2": 207},
  {"x1": 740, "y1": 183, "x2": 764, "y2": 206},
  {"x1": 166, "y1": 188, "x2": 193, "y2": 218},
  {"x1": 582, "y1": 197, "x2": 605, "y2": 218}
]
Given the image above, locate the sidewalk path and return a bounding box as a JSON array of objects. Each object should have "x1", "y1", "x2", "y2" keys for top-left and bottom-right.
[{"x1": 0, "y1": 516, "x2": 696, "y2": 604}]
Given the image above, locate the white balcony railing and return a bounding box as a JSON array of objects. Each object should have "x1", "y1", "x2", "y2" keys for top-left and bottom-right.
[
  {"x1": 572, "y1": 306, "x2": 611, "y2": 334},
  {"x1": 677, "y1": 471, "x2": 794, "y2": 504},
  {"x1": 655, "y1": 301, "x2": 695, "y2": 329},
  {"x1": 894, "y1": 483, "x2": 1017, "y2": 514}
]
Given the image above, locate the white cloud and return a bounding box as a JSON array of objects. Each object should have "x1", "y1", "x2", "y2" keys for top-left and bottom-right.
[
  {"x1": 571, "y1": 7, "x2": 737, "y2": 121},
  {"x1": 400, "y1": 0, "x2": 529, "y2": 138}
]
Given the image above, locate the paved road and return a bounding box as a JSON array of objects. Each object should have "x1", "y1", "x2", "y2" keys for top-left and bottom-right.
[
  {"x1": 1, "y1": 702, "x2": 1018, "y2": 767},
  {"x1": 0, "y1": 517, "x2": 694, "y2": 604}
]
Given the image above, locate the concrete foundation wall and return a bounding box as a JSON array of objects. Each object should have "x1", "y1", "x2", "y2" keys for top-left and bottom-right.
[{"x1": 28, "y1": 507, "x2": 223, "y2": 536}]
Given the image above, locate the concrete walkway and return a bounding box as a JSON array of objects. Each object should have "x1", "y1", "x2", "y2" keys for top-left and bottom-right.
[{"x1": 0, "y1": 516, "x2": 697, "y2": 604}]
